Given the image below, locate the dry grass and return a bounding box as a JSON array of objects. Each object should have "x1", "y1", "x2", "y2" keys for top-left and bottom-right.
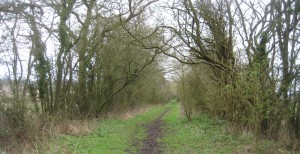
[
  {"x1": 28, "y1": 113, "x2": 97, "y2": 138},
  {"x1": 121, "y1": 105, "x2": 153, "y2": 120},
  {"x1": 0, "y1": 111, "x2": 97, "y2": 154},
  {"x1": 103, "y1": 104, "x2": 156, "y2": 120},
  {"x1": 62, "y1": 119, "x2": 96, "y2": 135}
]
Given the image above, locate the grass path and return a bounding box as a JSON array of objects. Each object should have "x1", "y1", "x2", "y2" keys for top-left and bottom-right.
[
  {"x1": 42, "y1": 101, "x2": 285, "y2": 154},
  {"x1": 44, "y1": 105, "x2": 167, "y2": 154}
]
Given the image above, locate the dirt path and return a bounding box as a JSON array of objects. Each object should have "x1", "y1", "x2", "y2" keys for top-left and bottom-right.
[{"x1": 137, "y1": 108, "x2": 170, "y2": 154}]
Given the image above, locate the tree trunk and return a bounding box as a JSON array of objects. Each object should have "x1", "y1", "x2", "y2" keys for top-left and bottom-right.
[
  {"x1": 296, "y1": 106, "x2": 300, "y2": 139},
  {"x1": 55, "y1": 0, "x2": 75, "y2": 111},
  {"x1": 76, "y1": 0, "x2": 95, "y2": 115},
  {"x1": 27, "y1": 7, "x2": 50, "y2": 112}
]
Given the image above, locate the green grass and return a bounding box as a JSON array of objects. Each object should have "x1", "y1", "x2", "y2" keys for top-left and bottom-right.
[
  {"x1": 43, "y1": 105, "x2": 167, "y2": 154},
  {"x1": 160, "y1": 102, "x2": 293, "y2": 154},
  {"x1": 161, "y1": 102, "x2": 245, "y2": 154},
  {"x1": 37, "y1": 101, "x2": 291, "y2": 154}
]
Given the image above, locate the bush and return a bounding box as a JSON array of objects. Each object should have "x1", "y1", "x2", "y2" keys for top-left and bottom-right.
[{"x1": 176, "y1": 63, "x2": 281, "y2": 139}]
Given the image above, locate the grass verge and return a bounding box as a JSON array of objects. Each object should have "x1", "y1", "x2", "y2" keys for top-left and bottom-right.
[{"x1": 160, "y1": 101, "x2": 291, "y2": 154}]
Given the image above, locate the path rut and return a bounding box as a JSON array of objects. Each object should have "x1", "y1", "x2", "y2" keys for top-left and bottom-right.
[{"x1": 137, "y1": 108, "x2": 170, "y2": 154}]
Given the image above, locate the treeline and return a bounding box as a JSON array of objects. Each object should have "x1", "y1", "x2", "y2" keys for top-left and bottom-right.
[
  {"x1": 0, "y1": 0, "x2": 173, "y2": 142},
  {"x1": 168, "y1": 0, "x2": 300, "y2": 147}
]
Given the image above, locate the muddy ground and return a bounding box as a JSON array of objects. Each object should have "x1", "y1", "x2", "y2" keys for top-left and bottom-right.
[{"x1": 135, "y1": 108, "x2": 170, "y2": 154}]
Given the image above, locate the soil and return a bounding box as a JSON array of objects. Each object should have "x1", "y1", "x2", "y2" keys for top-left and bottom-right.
[{"x1": 137, "y1": 108, "x2": 170, "y2": 154}]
